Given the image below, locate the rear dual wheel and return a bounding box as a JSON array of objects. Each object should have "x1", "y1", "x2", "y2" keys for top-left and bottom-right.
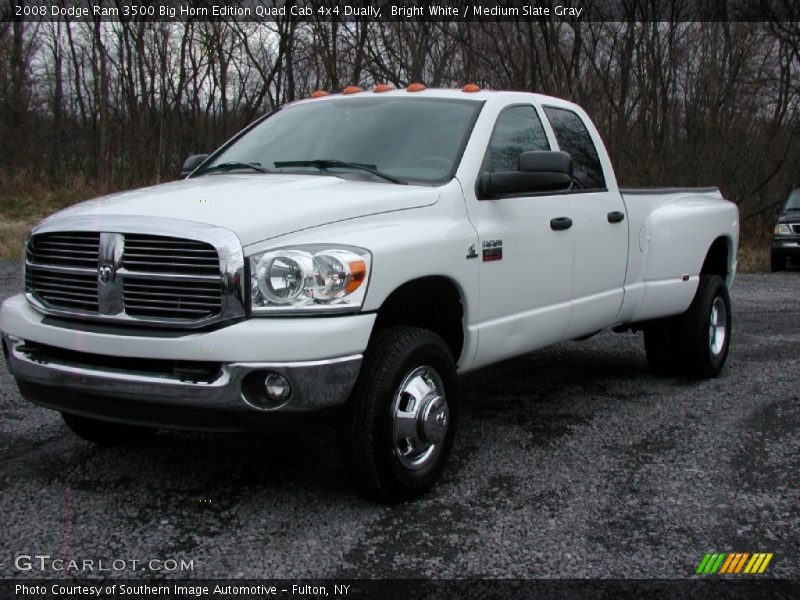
[{"x1": 644, "y1": 274, "x2": 731, "y2": 379}]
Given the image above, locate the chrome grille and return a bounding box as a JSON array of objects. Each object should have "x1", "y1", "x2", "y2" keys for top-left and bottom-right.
[
  {"x1": 25, "y1": 231, "x2": 227, "y2": 326},
  {"x1": 122, "y1": 234, "x2": 220, "y2": 275},
  {"x1": 26, "y1": 232, "x2": 101, "y2": 311},
  {"x1": 123, "y1": 279, "x2": 222, "y2": 319},
  {"x1": 25, "y1": 269, "x2": 99, "y2": 312},
  {"x1": 28, "y1": 232, "x2": 100, "y2": 269}
]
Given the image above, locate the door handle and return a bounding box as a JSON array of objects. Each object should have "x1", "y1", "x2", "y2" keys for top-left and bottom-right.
[
  {"x1": 550, "y1": 217, "x2": 573, "y2": 231},
  {"x1": 607, "y1": 211, "x2": 625, "y2": 223}
]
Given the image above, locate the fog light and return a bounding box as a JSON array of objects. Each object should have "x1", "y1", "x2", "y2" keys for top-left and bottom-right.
[{"x1": 264, "y1": 372, "x2": 291, "y2": 403}]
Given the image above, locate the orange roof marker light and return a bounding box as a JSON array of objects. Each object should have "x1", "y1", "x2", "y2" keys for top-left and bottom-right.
[
  {"x1": 343, "y1": 85, "x2": 362, "y2": 94},
  {"x1": 407, "y1": 82, "x2": 427, "y2": 92},
  {"x1": 462, "y1": 83, "x2": 481, "y2": 93},
  {"x1": 310, "y1": 90, "x2": 329, "y2": 98},
  {"x1": 373, "y1": 83, "x2": 393, "y2": 93}
]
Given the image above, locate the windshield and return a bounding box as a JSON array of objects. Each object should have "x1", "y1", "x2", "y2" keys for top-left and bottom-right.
[
  {"x1": 784, "y1": 188, "x2": 800, "y2": 211},
  {"x1": 200, "y1": 96, "x2": 483, "y2": 184}
]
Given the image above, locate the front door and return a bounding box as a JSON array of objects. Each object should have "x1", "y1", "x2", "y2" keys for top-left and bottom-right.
[{"x1": 464, "y1": 104, "x2": 574, "y2": 368}]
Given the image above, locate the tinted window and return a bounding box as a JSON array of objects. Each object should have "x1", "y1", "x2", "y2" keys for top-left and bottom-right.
[
  {"x1": 544, "y1": 107, "x2": 606, "y2": 190},
  {"x1": 202, "y1": 97, "x2": 483, "y2": 184},
  {"x1": 485, "y1": 105, "x2": 550, "y2": 173}
]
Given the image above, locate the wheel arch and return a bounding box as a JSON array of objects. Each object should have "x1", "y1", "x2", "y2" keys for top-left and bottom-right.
[
  {"x1": 371, "y1": 276, "x2": 466, "y2": 363},
  {"x1": 700, "y1": 235, "x2": 735, "y2": 286}
]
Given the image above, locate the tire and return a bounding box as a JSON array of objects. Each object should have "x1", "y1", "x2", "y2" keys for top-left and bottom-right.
[
  {"x1": 644, "y1": 317, "x2": 681, "y2": 375},
  {"x1": 643, "y1": 275, "x2": 732, "y2": 379},
  {"x1": 677, "y1": 274, "x2": 732, "y2": 379},
  {"x1": 643, "y1": 316, "x2": 682, "y2": 375},
  {"x1": 771, "y1": 251, "x2": 785, "y2": 272},
  {"x1": 61, "y1": 412, "x2": 151, "y2": 445},
  {"x1": 340, "y1": 326, "x2": 458, "y2": 503}
]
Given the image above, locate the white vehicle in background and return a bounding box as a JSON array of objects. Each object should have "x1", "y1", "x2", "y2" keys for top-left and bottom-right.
[{"x1": 0, "y1": 86, "x2": 739, "y2": 502}]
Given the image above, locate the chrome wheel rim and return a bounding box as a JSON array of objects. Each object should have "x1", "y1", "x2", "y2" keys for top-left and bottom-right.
[
  {"x1": 391, "y1": 366, "x2": 449, "y2": 471},
  {"x1": 709, "y1": 296, "x2": 727, "y2": 356}
]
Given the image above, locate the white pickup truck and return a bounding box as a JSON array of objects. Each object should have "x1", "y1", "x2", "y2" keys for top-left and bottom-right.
[{"x1": 1, "y1": 87, "x2": 738, "y2": 502}]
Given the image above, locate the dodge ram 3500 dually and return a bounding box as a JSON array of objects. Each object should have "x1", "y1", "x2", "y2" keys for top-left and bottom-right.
[{"x1": 0, "y1": 87, "x2": 739, "y2": 502}]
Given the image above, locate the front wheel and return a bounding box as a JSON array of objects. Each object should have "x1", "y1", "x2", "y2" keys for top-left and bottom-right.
[{"x1": 340, "y1": 327, "x2": 458, "y2": 503}]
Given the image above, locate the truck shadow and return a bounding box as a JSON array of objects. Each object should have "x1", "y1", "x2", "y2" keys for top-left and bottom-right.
[{"x1": 18, "y1": 335, "x2": 661, "y2": 504}]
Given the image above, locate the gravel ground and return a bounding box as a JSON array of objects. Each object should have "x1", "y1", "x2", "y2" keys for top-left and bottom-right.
[{"x1": 0, "y1": 261, "x2": 798, "y2": 579}]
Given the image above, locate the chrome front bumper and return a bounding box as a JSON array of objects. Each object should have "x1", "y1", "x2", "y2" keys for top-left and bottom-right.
[{"x1": 2, "y1": 333, "x2": 361, "y2": 429}]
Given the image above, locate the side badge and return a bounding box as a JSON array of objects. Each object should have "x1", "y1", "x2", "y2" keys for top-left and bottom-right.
[
  {"x1": 466, "y1": 244, "x2": 478, "y2": 259},
  {"x1": 482, "y1": 240, "x2": 503, "y2": 262}
]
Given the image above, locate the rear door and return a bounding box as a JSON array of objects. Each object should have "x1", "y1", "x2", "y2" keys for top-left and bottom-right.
[
  {"x1": 464, "y1": 104, "x2": 574, "y2": 367},
  {"x1": 543, "y1": 106, "x2": 628, "y2": 337}
]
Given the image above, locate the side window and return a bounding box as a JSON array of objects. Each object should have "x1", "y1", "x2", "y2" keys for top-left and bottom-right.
[
  {"x1": 485, "y1": 105, "x2": 550, "y2": 173},
  {"x1": 543, "y1": 107, "x2": 606, "y2": 190}
]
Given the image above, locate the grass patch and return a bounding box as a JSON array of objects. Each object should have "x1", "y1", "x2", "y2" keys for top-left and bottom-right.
[
  {"x1": 0, "y1": 220, "x2": 35, "y2": 260},
  {"x1": 738, "y1": 215, "x2": 772, "y2": 273},
  {"x1": 737, "y1": 240, "x2": 770, "y2": 272}
]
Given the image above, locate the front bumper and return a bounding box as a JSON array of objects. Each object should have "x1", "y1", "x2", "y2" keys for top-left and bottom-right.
[
  {"x1": 1, "y1": 294, "x2": 374, "y2": 430},
  {"x1": 771, "y1": 236, "x2": 800, "y2": 256},
  {"x1": 2, "y1": 333, "x2": 361, "y2": 430}
]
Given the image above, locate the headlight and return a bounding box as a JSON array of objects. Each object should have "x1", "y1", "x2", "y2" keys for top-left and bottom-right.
[
  {"x1": 774, "y1": 224, "x2": 792, "y2": 235},
  {"x1": 249, "y1": 245, "x2": 371, "y2": 314}
]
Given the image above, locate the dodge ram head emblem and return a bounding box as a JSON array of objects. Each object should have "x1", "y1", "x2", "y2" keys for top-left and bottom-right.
[{"x1": 97, "y1": 265, "x2": 113, "y2": 284}]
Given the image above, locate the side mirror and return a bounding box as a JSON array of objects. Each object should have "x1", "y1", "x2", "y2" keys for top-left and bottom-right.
[
  {"x1": 180, "y1": 154, "x2": 209, "y2": 179},
  {"x1": 480, "y1": 151, "x2": 573, "y2": 198}
]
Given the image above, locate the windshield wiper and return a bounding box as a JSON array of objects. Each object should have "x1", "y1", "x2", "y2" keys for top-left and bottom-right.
[
  {"x1": 273, "y1": 159, "x2": 407, "y2": 185},
  {"x1": 196, "y1": 161, "x2": 269, "y2": 175}
]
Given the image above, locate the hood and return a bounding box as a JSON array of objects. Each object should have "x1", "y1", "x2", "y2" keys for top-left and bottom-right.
[
  {"x1": 41, "y1": 174, "x2": 439, "y2": 246},
  {"x1": 778, "y1": 211, "x2": 800, "y2": 224}
]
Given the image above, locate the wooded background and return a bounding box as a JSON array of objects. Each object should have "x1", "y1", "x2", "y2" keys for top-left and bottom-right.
[{"x1": 2, "y1": 13, "x2": 800, "y2": 244}]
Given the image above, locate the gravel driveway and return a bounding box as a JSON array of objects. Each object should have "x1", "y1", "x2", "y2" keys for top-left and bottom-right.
[{"x1": 1, "y1": 262, "x2": 798, "y2": 579}]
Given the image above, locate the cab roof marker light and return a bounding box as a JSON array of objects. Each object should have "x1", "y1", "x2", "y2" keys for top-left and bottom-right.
[
  {"x1": 407, "y1": 83, "x2": 427, "y2": 92},
  {"x1": 373, "y1": 83, "x2": 393, "y2": 93},
  {"x1": 343, "y1": 86, "x2": 362, "y2": 94},
  {"x1": 310, "y1": 90, "x2": 329, "y2": 98},
  {"x1": 462, "y1": 83, "x2": 481, "y2": 93}
]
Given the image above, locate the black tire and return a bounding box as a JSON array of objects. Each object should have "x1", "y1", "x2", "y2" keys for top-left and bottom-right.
[
  {"x1": 677, "y1": 274, "x2": 732, "y2": 378},
  {"x1": 340, "y1": 326, "x2": 458, "y2": 503},
  {"x1": 771, "y1": 251, "x2": 785, "y2": 272},
  {"x1": 61, "y1": 412, "x2": 151, "y2": 445},
  {"x1": 643, "y1": 316, "x2": 682, "y2": 375},
  {"x1": 643, "y1": 275, "x2": 732, "y2": 379}
]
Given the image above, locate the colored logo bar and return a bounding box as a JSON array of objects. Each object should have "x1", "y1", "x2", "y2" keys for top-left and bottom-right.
[{"x1": 696, "y1": 552, "x2": 773, "y2": 574}]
